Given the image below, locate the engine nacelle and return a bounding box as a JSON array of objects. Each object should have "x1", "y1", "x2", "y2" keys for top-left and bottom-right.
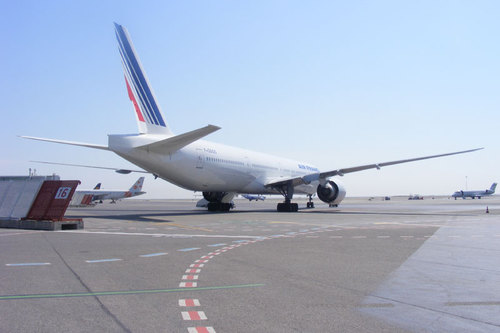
[{"x1": 317, "y1": 180, "x2": 346, "y2": 206}]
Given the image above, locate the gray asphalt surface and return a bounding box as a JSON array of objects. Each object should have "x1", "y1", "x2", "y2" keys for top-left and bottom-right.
[{"x1": 1, "y1": 197, "x2": 498, "y2": 332}]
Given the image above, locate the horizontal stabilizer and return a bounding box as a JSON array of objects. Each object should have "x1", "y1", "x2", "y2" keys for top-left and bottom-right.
[
  {"x1": 30, "y1": 161, "x2": 149, "y2": 174},
  {"x1": 20, "y1": 136, "x2": 109, "y2": 151},
  {"x1": 137, "y1": 125, "x2": 221, "y2": 153}
]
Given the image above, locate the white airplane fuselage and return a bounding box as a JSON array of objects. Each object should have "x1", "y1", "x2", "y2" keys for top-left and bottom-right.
[{"x1": 109, "y1": 134, "x2": 318, "y2": 195}]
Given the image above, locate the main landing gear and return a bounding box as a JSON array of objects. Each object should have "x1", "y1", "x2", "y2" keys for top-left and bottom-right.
[
  {"x1": 277, "y1": 200, "x2": 298, "y2": 212},
  {"x1": 207, "y1": 202, "x2": 232, "y2": 212},
  {"x1": 306, "y1": 194, "x2": 315, "y2": 208},
  {"x1": 275, "y1": 182, "x2": 299, "y2": 212},
  {"x1": 203, "y1": 192, "x2": 234, "y2": 212}
]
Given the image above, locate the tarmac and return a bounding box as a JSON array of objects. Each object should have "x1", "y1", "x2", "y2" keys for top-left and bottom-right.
[{"x1": 0, "y1": 196, "x2": 499, "y2": 332}]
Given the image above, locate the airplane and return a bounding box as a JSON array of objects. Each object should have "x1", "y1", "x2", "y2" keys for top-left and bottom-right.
[
  {"x1": 242, "y1": 194, "x2": 266, "y2": 201},
  {"x1": 451, "y1": 182, "x2": 497, "y2": 200},
  {"x1": 71, "y1": 177, "x2": 146, "y2": 205},
  {"x1": 22, "y1": 23, "x2": 483, "y2": 212}
]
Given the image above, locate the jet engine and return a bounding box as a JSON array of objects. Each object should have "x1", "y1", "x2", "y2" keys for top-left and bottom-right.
[{"x1": 317, "y1": 180, "x2": 346, "y2": 206}]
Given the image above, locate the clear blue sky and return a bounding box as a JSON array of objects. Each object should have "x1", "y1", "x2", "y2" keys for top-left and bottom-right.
[{"x1": 1, "y1": 1, "x2": 498, "y2": 199}]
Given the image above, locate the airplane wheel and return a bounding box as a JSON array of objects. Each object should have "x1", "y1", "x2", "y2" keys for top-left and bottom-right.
[{"x1": 277, "y1": 203, "x2": 298, "y2": 212}]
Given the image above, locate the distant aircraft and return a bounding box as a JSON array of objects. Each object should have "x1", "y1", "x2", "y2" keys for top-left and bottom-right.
[
  {"x1": 72, "y1": 177, "x2": 146, "y2": 205},
  {"x1": 242, "y1": 194, "x2": 266, "y2": 201},
  {"x1": 452, "y1": 183, "x2": 497, "y2": 200},
  {"x1": 22, "y1": 23, "x2": 482, "y2": 212}
]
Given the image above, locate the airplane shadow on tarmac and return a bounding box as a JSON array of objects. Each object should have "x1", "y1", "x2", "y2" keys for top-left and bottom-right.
[{"x1": 65, "y1": 207, "x2": 474, "y2": 223}]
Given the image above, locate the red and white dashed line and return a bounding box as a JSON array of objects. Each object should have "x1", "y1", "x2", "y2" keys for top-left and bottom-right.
[
  {"x1": 179, "y1": 282, "x2": 198, "y2": 288},
  {"x1": 179, "y1": 299, "x2": 201, "y2": 307},
  {"x1": 190, "y1": 263, "x2": 204, "y2": 268},
  {"x1": 182, "y1": 311, "x2": 207, "y2": 320},
  {"x1": 195, "y1": 259, "x2": 209, "y2": 263},
  {"x1": 182, "y1": 275, "x2": 199, "y2": 280},
  {"x1": 186, "y1": 269, "x2": 201, "y2": 273},
  {"x1": 187, "y1": 327, "x2": 216, "y2": 333}
]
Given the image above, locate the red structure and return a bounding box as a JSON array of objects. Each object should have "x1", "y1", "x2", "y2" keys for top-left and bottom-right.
[{"x1": 25, "y1": 180, "x2": 80, "y2": 221}]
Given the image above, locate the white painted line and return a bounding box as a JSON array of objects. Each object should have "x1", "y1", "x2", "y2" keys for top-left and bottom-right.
[
  {"x1": 182, "y1": 311, "x2": 207, "y2": 320},
  {"x1": 377, "y1": 236, "x2": 390, "y2": 239},
  {"x1": 57, "y1": 230, "x2": 262, "y2": 239},
  {"x1": 140, "y1": 252, "x2": 168, "y2": 257},
  {"x1": 0, "y1": 231, "x2": 44, "y2": 237},
  {"x1": 352, "y1": 236, "x2": 367, "y2": 239},
  {"x1": 85, "y1": 259, "x2": 122, "y2": 263},
  {"x1": 179, "y1": 299, "x2": 201, "y2": 307},
  {"x1": 208, "y1": 243, "x2": 226, "y2": 247},
  {"x1": 6, "y1": 262, "x2": 51, "y2": 267},
  {"x1": 330, "y1": 236, "x2": 343, "y2": 239}
]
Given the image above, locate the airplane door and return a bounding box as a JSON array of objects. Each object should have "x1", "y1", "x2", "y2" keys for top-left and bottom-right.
[{"x1": 196, "y1": 149, "x2": 205, "y2": 169}]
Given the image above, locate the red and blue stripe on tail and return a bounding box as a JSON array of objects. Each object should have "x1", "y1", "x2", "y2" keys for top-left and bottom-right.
[{"x1": 114, "y1": 23, "x2": 172, "y2": 135}]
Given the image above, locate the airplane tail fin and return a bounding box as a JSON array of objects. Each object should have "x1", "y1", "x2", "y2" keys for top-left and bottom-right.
[
  {"x1": 94, "y1": 183, "x2": 102, "y2": 190},
  {"x1": 129, "y1": 177, "x2": 145, "y2": 192},
  {"x1": 114, "y1": 23, "x2": 172, "y2": 136},
  {"x1": 490, "y1": 183, "x2": 497, "y2": 193}
]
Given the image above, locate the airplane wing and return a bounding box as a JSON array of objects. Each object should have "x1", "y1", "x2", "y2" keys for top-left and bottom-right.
[
  {"x1": 266, "y1": 148, "x2": 483, "y2": 189},
  {"x1": 30, "y1": 161, "x2": 149, "y2": 174}
]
